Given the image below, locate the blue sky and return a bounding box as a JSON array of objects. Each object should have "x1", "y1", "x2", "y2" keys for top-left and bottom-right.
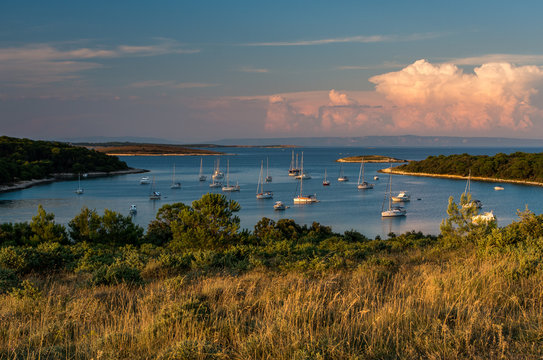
[{"x1": 3, "y1": 1, "x2": 543, "y2": 142}]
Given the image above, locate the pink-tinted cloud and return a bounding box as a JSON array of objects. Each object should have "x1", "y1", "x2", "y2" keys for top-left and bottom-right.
[
  {"x1": 263, "y1": 90, "x2": 390, "y2": 136},
  {"x1": 369, "y1": 59, "x2": 543, "y2": 131}
]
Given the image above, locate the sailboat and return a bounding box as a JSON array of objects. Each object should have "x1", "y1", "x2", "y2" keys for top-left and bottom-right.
[
  {"x1": 212, "y1": 158, "x2": 224, "y2": 180},
  {"x1": 209, "y1": 175, "x2": 222, "y2": 188},
  {"x1": 198, "y1": 158, "x2": 207, "y2": 181},
  {"x1": 463, "y1": 170, "x2": 482, "y2": 209},
  {"x1": 322, "y1": 168, "x2": 330, "y2": 186},
  {"x1": 381, "y1": 166, "x2": 406, "y2": 217},
  {"x1": 337, "y1": 163, "x2": 348, "y2": 182},
  {"x1": 293, "y1": 152, "x2": 318, "y2": 204},
  {"x1": 149, "y1": 177, "x2": 161, "y2": 200},
  {"x1": 265, "y1": 157, "x2": 272, "y2": 182},
  {"x1": 256, "y1": 160, "x2": 273, "y2": 199},
  {"x1": 222, "y1": 159, "x2": 240, "y2": 192},
  {"x1": 288, "y1": 150, "x2": 300, "y2": 176},
  {"x1": 75, "y1": 173, "x2": 84, "y2": 194},
  {"x1": 357, "y1": 160, "x2": 374, "y2": 189},
  {"x1": 170, "y1": 163, "x2": 181, "y2": 189}
]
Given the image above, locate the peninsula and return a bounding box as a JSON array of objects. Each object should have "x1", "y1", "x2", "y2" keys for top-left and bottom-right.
[
  {"x1": 337, "y1": 155, "x2": 408, "y2": 163},
  {"x1": 383, "y1": 152, "x2": 543, "y2": 186},
  {"x1": 89, "y1": 143, "x2": 225, "y2": 156},
  {"x1": 0, "y1": 136, "x2": 145, "y2": 193}
]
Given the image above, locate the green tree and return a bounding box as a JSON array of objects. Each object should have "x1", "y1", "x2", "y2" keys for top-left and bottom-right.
[
  {"x1": 29, "y1": 205, "x2": 68, "y2": 245},
  {"x1": 170, "y1": 193, "x2": 241, "y2": 251},
  {"x1": 440, "y1": 193, "x2": 495, "y2": 247},
  {"x1": 68, "y1": 207, "x2": 102, "y2": 243},
  {"x1": 146, "y1": 202, "x2": 191, "y2": 245}
]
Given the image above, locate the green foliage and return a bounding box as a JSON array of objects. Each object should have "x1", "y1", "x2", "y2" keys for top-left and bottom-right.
[
  {"x1": 0, "y1": 243, "x2": 74, "y2": 274},
  {"x1": 10, "y1": 279, "x2": 42, "y2": 300},
  {"x1": 146, "y1": 202, "x2": 191, "y2": 245},
  {"x1": 440, "y1": 194, "x2": 495, "y2": 247},
  {"x1": 0, "y1": 266, "x2": 20, "y2": 294},
  {"x1": 170, "y1": 193, "x2": 241, "y2": 251},
  {"x1": 69, "y1": 207, "x2": 144, "y2": 246},
  {"x1": 0, "y1": 136, "x2": 129, "y2": 184},
  {"x1": 397, "y1": 151, "x2": 543, "y2": 182},
  {"x1": 29, "y1": 205, "x2": 68, "y2": 245},
  {"x1": 90, "y1": 260, "x2": 143, "y2": 286},
  {"x1": 0, "y1": 222, "x2": 32, "y2": 246}
]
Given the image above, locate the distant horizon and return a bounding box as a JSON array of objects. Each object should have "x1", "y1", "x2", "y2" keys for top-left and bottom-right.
[{"x1": 42, "y1": 134, "x2": 543, "y2": 148}]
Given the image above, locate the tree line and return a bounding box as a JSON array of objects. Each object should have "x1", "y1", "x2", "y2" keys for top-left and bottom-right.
[
  {"x1": 0, "y1": 136, "x2": 129, "y2": 184},
  {"x1": 396, "y1": 151, "x2": 543, "y2": 181}
]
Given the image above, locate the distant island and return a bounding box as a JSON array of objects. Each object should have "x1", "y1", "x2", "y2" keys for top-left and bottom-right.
[
  {"x1": 88, "y1": 143, "x2": 225, "y2": 156},
  {"x1": 337, "y1": 155, "x2": 408, "y2": 163},
  {"x1": 0, "y1": 136, "x2": 144, "y2": 192},
  {"x1": 385, "y1": 152, "x2": 543, "y2": 186}
]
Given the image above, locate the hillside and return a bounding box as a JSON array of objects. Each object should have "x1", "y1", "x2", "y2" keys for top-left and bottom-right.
[
  {"x1": 0, "y1": 136, "x2": 130, "y2": 185},
  {"x1": 394, "y1": 152, "x2": 543, "y2": 183}
]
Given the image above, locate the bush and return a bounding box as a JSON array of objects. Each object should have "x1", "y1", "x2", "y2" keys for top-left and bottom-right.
[{"x1": 90, "y1": 261, "x2": 143, "y2": 286}]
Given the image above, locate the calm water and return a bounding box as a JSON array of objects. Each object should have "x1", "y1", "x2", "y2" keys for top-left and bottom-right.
[{"x1": 1, "y1": 147, "x2": 542, "y2": 238}]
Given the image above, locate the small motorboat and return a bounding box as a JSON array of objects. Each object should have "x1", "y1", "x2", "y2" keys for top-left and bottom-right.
[
  {"x1": 274, "y1": 201, "x2": 288, "y2": 210},
  {"x1": 391, "y1": 191, "x2": 410, "y2": 202},
  {"x1": 129, "y1": 205, "x2": 137, "y2": 214},
  {"x1": 494, "y1": 186, "x2": 504, "y2": 191},
  {"x1": 140, "y1": 177, "x2": 151, "y2": 184}
]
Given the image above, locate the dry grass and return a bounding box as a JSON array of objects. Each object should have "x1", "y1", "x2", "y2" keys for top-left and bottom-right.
[{"x1": 1, "y1": 250, "x2": 542, "y2": 359}]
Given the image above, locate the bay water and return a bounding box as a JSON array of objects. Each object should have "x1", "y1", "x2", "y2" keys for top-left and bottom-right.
[{"x1": 1, "y1": 146, "x2": 542, "y2": 238}]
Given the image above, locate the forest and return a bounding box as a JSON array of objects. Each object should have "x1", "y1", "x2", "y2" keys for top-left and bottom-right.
[
  {"x1": 396, "y1": 151, "x2": 543, "y2": 182},
  {"x1": 0, "y1": 136, "x2": 129, "y2": 185},
  {"x1": 1, "y1": 192, "x2": 543, "y2": 359}
]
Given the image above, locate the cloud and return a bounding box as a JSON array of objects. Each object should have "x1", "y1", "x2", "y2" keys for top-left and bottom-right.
[
  {"x1": 263, "y1": 90, "x2": 388, "y2": 135},
  {"x1": 128, "y1": 81, "x2": 219, "y2": 89},
  {"x1": 369, "y1": 59, "x2": 543, "y2": 131},
  {"x1": 0, "y1": 39, "x2": 199, "y2": 87},
  {"x1": 450, "y1": 54, "x2": 543, "y2": 66},
  {"x1": 242, "y1": 32, "x2": 440, "y2": 47}
]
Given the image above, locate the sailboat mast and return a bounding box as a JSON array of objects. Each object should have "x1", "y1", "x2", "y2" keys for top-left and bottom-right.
[
  {"x1": 300, "y1": 152, "x2": 304, "y2": 195},
  {"x1": 357, "y1": 163, "x2": 362, "y2": 185}
]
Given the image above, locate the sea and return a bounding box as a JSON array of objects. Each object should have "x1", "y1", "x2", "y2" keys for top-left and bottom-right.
[{"x1": 1, "y1": 146, "x2": 542, "y2": 238}]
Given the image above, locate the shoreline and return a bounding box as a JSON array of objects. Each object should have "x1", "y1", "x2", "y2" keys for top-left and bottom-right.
[
  {"x1": 0, "y1": 168, "x2": 148, "y2": 193},
  {"x1": 380, "y1": 167, "x2": 543, "y2": 187},
  {"x1": 108, "y1": 153, "x2": 234, "y2": 156}
]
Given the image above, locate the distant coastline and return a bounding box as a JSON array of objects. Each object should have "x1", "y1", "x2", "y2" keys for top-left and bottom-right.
[
  {"x1": 380, "y1": 167, "x2": 543, "y2": 187},
  {"x1": 0, "y1": 168, "x2": 147, "y2": 193},
  {"x1": 337, "y1": 155, "x2": 408, "y2": 163}
]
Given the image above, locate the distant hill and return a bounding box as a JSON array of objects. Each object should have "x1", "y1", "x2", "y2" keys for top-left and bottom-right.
[
  {"x1": 0, "y1": 136, "x2": 130, "y2": 185},
  {"x1": 212, "y1": 135, "x2": 543, "y2": 147}
]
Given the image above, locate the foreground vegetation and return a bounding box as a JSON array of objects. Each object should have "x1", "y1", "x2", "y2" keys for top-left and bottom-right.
[
  {"x1": 396, "y1": 151, "x2": 543, "y2": 182},
  {"x1": 1, "y1": 193, "x2": 543, "y2": 358},
  {"x1": 0, "y1": 136, "x2": 129, "y2": 185}
]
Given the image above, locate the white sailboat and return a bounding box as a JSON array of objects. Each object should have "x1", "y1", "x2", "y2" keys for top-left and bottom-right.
[
  {"x1": 199, "y1": 158, "x2": 207, "y2": 181},
  {"x1": 381, "y1": 166, "x2": 406, "y2": 217},
  {"x1": 357, "y1": 160, "x2": 374, "y2": 189},
  {"x1": 256, "y1": 160, "x2": 273, "y2": 199},
  {"x1": 75, "y1": 173, "x2": 84, "y2": 194},
  {"x1": 265, "y1": 157, "x2": 272, "y2": 182},
  {"x1": 149, "y1": 177, "x2": 161, "y2": 200},
  {"x1": 337, "y1": 163, "x2": 348, "y2": 182},
  {"x1": 293, "y1": 152, "x2": 318, "y2": 204},
  {"x1": 222, "y1": 159, "x2": 240, "y2": 192},
  {"x1": 322, "y1": 168, "x2": 330, "y2": 186},
  {"x1": 212, "y1": 158, "x2": 224, "y2": 180},
  {"x1": 170, "y1": 163, "x2": 181, "y2": 189},
  {"x1": 463, "y1": 170, "x2": 482, "y2": 209}
]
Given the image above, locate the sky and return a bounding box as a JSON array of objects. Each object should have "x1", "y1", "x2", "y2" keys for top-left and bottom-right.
[{"x1": 3, "y1": 0, "x2": 543, "y2": 142}]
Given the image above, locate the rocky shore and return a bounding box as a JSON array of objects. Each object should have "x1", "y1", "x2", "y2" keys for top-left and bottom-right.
[{"x1": 0, "y1": 168, "x2": 148, "y2": 193}]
